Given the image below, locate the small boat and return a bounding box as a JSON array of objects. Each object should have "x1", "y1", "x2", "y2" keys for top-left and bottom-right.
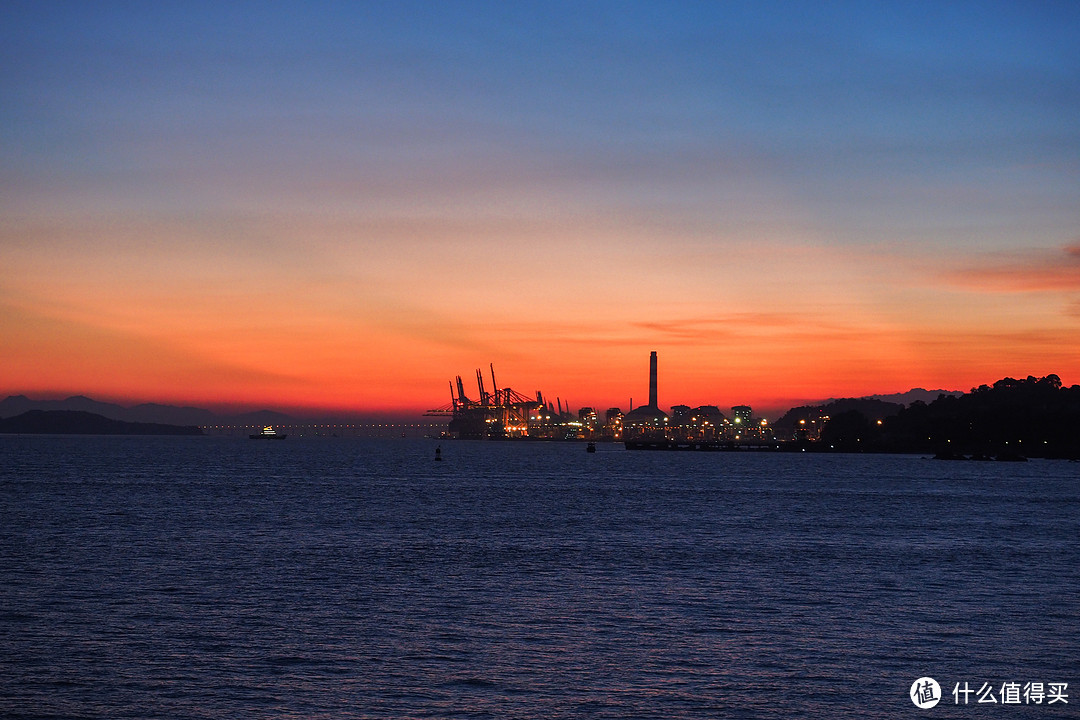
[
  {"x1": 586, "y1": 442, "x2": 596, "y2": 453},
  {"x1": 250, "y1": 425, "x2": 287, "y2": 439}
]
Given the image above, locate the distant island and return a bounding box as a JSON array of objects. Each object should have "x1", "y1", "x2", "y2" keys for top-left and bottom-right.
[
  {"x1": 0, "y1": 410, "x2": 203, "y2": 436},
  {"x1": 0, "y1": 394, "x2": 293, "y2": 428}
]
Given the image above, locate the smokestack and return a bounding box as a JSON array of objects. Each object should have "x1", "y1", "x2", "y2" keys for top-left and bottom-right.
[{"x1": 649, "y1": 351, "x2": 658, "y2": 408}]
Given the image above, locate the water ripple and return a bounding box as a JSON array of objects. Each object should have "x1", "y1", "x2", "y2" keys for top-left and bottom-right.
[{"x1": 2, "y1": 437, "x2": 1078, "y2": 718}]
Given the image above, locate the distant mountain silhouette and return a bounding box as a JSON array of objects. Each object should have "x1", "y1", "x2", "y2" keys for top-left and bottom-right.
[
  {"x1": 0, "y1": 394, "x2": 132, "y2": 419},
  {"x1": 0, "y1": 410, "x2": 203, "y2": 435},
  {"x1": 813, "y1": 388, "x2": 962, "y2": 408},
  {"x1": 0, "y1": 395, "x2": 294, "y2": 426},
  {"x1": 866, "y1": 388, "x2": 963, "y2": 406}
]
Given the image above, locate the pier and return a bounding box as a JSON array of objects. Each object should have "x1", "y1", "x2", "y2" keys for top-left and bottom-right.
[
  {"x1": 624, "y1": 439, "x2": 787, "y2": 451},
  {"x1": 199, "y1": 423, "x2": 447, "y2": 438}
]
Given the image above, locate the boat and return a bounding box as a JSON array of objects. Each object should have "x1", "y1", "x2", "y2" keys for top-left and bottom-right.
[
  {"x1": 586, "y1": 442, "x2": 596, "y2": 453},
  {"x1": 250, "y1": 425, "x2": 287, "y2": 439}
]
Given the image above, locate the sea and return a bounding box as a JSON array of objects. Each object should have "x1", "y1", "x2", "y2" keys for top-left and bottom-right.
[{"x1": 1, "y1": 436, "x2": 1077, "y2": 719}]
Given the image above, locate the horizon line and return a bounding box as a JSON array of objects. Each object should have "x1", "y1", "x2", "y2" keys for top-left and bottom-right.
[{"x1": 0, "y1": 384, "x2": 982, "y2": 423}]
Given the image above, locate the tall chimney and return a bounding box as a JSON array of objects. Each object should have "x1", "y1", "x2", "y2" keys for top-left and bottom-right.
[{"x1": 649, "y1": 351, "x2": 658, "y2": 408}]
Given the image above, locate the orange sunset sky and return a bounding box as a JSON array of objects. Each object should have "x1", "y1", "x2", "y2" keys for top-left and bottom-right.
[{"x1": 2, "y1": 2, "x2": 1079, "y2": 419}]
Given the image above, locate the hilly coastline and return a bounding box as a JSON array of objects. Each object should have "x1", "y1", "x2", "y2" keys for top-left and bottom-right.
[
  {"x1": 0, "y1": 410, "x2": 203, "y2": 436},
  {"x1": 1, "y1": 390, "x2": 953, "y2": 430},
  {"x1": 0, "y1": 395, "x2": 294, "y2": 428},
  {"x1": 3, "y1": 379, "x2": 1077, "y2": 458}
]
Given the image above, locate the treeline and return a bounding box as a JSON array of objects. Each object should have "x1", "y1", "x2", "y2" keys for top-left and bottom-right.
[
  {"x1": 821, "y1": 375, "x2": 1080, "y2": 458},
  {"x1": 773, "y1": 398, "x2": 904, "y2": 436}
]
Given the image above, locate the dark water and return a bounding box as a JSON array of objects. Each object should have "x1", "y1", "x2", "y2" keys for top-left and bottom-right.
[{"x1": 1, "y1": 436, "x2": 1077, "y2": 719}]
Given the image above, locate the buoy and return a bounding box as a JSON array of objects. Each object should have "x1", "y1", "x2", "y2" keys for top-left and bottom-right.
[{"x1": 435, "y1": 446, "x2": 442, "y2": 461}]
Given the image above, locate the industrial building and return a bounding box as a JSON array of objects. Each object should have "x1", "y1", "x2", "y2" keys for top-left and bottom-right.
[
  {"x1": 429, "y1": 352, "x2": 771, "y2": 443},
  {"x1": 425, "y1": 365, "x2": 573, "y2": 440}
]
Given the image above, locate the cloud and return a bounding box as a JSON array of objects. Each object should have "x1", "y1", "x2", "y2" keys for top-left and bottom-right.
[
  {"x1": 630, "y1": 313, "x2": 870, "y2": 344},
  {"x1": 945, "y1": 242, "x2": 1080, "y2": 293},
  {"x1": 0, "y1": 300, "x2": 300, "y2": 395},
  {"x1": 467, "y1": 313, "x2": 869, "y2": 351}
]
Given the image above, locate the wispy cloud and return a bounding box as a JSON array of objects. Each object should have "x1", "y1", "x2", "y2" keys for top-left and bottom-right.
[
  {"x1": 472, "y1": 313, "x2": 873, "y2": 350},
  {"x1": 631, "y1": 313, "x2": 872, "y2": 344},
  {"x1": 945, "y1": 242, "x2": 1080, "y2": 293}
]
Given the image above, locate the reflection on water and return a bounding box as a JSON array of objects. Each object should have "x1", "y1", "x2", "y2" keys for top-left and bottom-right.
[{"x1": 1, "y1": 437, "x2": 1077, "y2": 718}]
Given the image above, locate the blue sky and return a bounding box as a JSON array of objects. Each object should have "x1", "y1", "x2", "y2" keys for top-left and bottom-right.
[{"x1": 2, "y1": 1, "x2": 1079, "y2": 413}]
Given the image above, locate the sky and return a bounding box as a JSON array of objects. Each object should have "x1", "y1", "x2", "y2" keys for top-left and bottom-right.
[{"x1": 2, "y1": 1, "x2": 1079, "y2": 418}]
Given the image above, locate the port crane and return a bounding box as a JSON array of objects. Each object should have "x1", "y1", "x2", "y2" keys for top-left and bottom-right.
[{"x1": 425, "y1": 364, "x2": 568, "y2": 439}]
